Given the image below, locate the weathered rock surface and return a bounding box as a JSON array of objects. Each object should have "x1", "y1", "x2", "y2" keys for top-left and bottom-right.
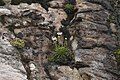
[
  {"x1": 70, "y1": 0, "x2": 119, "y2": 80},
  {"x1": 49, "y1": 0, "x2": 65, "y2": 8},
  {"x1": 0, "y1": 30, "x2": 27, "y2": 80},
  {"x1": 0, "y1": 0, "x2": 119, "y2": 80}
]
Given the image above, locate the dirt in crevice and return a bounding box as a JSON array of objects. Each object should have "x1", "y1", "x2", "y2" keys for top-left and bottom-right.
[{"x1": 20, "y1": 54, "x2": 33, "y2": 80}]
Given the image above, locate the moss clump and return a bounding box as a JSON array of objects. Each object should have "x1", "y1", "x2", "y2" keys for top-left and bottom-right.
[
  {"x1": 114, "y1": 49, "x2": 120, "y2": 61},
  {"x1": 114, "y1": 49, "x2": 120, "y2": 55},
  {"x1": 48, "y1": 46, "x2": 73, "y2": 64},
  {"x1": 64, "y1": 3, "x2": 74, "y2": 14},
  {"x1": 10, "y1": 38, "x2": 25, "y2": 49}
]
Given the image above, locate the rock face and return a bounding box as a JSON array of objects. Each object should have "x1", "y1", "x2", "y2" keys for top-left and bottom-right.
[
  {"x1": 0, "y1": 30, "x2": 27, "y2": 80},
  {"x1": 70, "y1": 0, "x2": 119, "y2": 80},
  {"x1": 0, "y1": 0, "x2": 119, "y2": 80},
  {"x1": 0, "y1": 3, "x2": 67, "y2": 80}
]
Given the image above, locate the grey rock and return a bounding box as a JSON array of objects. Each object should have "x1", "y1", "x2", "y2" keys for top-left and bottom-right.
[
  {"x1": 71, "y1": 1, "x2": 119, "y2": 79},
  {"x1": 49, "y1": 0, "x2": 64, "y2": 8},
  {"x1": 0, "y1": 8, "x2": 11, "y2": 15},
  {"x1": 0, "y1": 31, "x2": 27, "y2": 80},
  {"x1": 0, "y1": 1, "x2": 119, "y2": 80}
]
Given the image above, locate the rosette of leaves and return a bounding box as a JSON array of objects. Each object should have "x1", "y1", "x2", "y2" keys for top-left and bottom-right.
[
  {"x1": 48, "y1": 46, "x2": 73, "y2": 64},
  {"x1": 10, "y1": 38, "x2": 25, "y2": 49}
]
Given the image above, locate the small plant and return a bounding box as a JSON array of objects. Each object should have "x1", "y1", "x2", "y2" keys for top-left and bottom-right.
[
  {"x1": 10, "y1": 38, "x2": 25, "y2": 49},
  {"x1": 114, "y1": 49, "x2": 120, "y2": 62},
  {"x1": 108, "y1": 14, "x2": 116, "y2": 23},
  {"x1": 64, "y1": 3, "x2": 74, "y2": 14},
  {"x1": 48, "y1": 46, "x2": 72, "y2": 64},
  {"x1": 114, "y1": 49, "x2": 120, "y2": 55}
]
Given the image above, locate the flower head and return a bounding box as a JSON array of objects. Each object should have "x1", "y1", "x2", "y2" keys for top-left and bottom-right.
[
  {"x1": 57, "y1": 32, "x2": 62, "y2": 36},
  {"x1": 52, "y1": 36, "x2": 57, "y2": 41},
  {"x1": 65, "y1": 38, "x2": 67, "y2": 40}
]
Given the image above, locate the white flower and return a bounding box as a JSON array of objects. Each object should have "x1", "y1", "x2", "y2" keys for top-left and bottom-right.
[
  {"x1": 65, "y1": 38, "x2": 67, "y2": 40},
  {"x1": 29, "y1": 63, "x2": 36, "y2": 71},
  {"x1": 11, "y1": 34, "x2": 15, "y2": 39},
  {"x1": 15, "y1": 23, "x2": 20, "y2": 27},
  {"x1": 61, "y1": 25, "x2": 64, "y2": 28},
  {"x1": 23, "y1": 21, "x2": 27, "y2": 26},
  {"x1": 57, "y1": 32, "x2": 62, "y2": 36},
  {"x1": 52, "y1": 36, "x2": 57, "y2": 41}
]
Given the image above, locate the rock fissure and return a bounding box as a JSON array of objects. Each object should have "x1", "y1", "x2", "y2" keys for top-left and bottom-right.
[{"x1": 0, "y1": 0, "x2": 119, "y2": 80}]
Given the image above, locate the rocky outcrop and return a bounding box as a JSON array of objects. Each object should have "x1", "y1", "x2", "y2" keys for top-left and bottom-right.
[
  {"x1": 70, "y1": 0, "x2": 119, "y2": 80},
  {"x1": 43, "y1": 1, "x2": 119, "y2": 80},
  {"x1": 0, "y1": 0, "x2": 119, "y2": 80},
  {"x1": 0, "y1": 29, "x2": 27, "y2": 80},
  {"x1": 0, "y1": 2, "x2": 67, "y2": 80}
]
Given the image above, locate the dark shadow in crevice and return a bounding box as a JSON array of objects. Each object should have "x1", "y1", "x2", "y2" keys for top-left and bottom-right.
[
  {"x1": 11, "y1": 0, "x2": 52, "y2": 11},
  {"x1": 0, "y1": 0, "x2": 5, "y2": 6}
]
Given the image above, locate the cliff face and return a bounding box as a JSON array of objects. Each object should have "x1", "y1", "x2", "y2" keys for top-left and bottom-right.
[
  {"x1": 71, "y1": 1, "x2": 118, "y2": 79},
  {"x1": 0, "y1": 29, "x2": 27, "y2": 80},
  {"x1": 0, "y1": 0, "x2": 119, "y2": 80}
]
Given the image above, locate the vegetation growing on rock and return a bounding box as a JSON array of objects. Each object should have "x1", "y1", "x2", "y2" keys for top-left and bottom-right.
[
  {"x1": 0, "y1": 0, "x2": 120, "y2": 79},
  {"x1": 49, "y1": 32, "x2": 74, "y2": 64},
  {"x1": 10, "y1": 38, "x2": 25, "y2": 49},
  {"x1": 114, "y1": 49, "x2": 120, "y2": 62},
  {"x1": 64, "y1": 3, "x2": 74, "y2": 14},
  {"x1": 48, "y1": 45, "x2": 73, "y2": 64}
]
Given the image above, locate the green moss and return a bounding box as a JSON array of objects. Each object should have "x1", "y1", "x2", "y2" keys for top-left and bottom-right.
[
  {"x1": 114, "y1": 49, "x2": 120, "y2": 55},
  {"x1": 114, "y1": 49, "x2": 120, "y2": 61},
  {"x1": 10, "y1": 38, "x2": 25, "y2": 49}
]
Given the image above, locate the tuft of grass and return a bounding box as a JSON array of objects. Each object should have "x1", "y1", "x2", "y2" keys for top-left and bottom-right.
[
  {"x1": 64, "y1": 3, "x2": 74, "y2": 14},
  {"x1": 48, "y1": 46, "x2": 72, "y2": 64}
]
